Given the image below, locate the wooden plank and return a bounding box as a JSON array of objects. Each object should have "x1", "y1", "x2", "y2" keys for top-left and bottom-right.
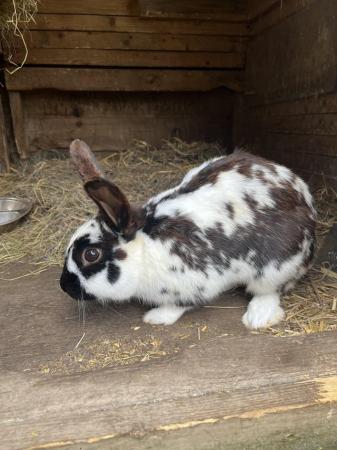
[
  {"x1": 241, "y1": 132, "x2": 337, "y2": 185},
  {"x1": 37, "y1": 0, "x2": 248, "y2": 21},
  {"x1": 2, "y1": 267, "x2": 337, "y2": 449},
  {"x1": 34, "y1": 404, "x2": 337, "y2": 450},
  {"x1": 23, "y1": 30, "x2": 247, "y2": 53},
  {"x1": 36, "y1": 0, "x2": 139, "y2": 16},
  {"x1": 30, "y1": 14, "x2": 249, "y2": 36},
  {"x1": 21, "y1": 90, "x2": 233, "y2": 153},
  {"x1": 8, "y1": 92, "x2": 27, "y2": 158},
  {"x1": 22, "y1": 0, "x2": 252, "y2": 29},
  {"x1": 14, "y1": 48, "x2": 244, "y2": 68},
  {"x1": 262, "y1": 149, "x2": 337, "y2": 182},
  {"x1": 5, "y1": 68, "x2": 244, "y2": 93},
  {"x1": 138, "y1": 0, "x2": 247, "y2": 21},
  {"x1": 245, "y1": 112, "x2": 337, "y2": 140},
  {"x1": 250, "y1": 0, "x2": 316, "y2": 36},
  {"x1": 246, "y1": 92, "x2": 337, "y2": 116},
  {"x1": 0, "y1": 92, "x2": 10, "y2": 171},
  {"x1": 245, "y1": 0, "x2": 337, "y2": 105}
]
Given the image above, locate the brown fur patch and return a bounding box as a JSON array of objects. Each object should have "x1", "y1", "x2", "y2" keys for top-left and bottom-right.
[{"x1": 114, "y1": 249, "x2": 127, "y2": 260}]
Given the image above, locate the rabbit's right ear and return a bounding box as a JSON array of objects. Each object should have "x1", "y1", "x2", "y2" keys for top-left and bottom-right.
[
  {"x1": 84, "y1": 178, "x2": 131, "y2": 233},
  {"x1": 70, "y1": 139, "x2": 104, "y2": 182}
]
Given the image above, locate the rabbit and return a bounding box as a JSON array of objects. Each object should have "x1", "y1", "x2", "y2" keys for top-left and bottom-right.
[{"x1": 60, "y1": 139, "x2": 316, "y2": 329}]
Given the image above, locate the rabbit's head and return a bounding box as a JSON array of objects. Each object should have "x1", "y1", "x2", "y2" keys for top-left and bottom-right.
[{"x1": 60, "y1": 140, "x2": 145, "y2": 302}]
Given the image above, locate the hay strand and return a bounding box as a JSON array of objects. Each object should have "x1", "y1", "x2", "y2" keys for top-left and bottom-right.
[{"x1": 0, "y1": 0, "x2": 38, "y2": 73}]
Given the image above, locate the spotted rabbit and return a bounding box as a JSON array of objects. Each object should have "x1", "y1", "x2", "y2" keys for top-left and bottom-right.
[{"x1": 60, "y1": 140, "x2": 316, "y2": 329}]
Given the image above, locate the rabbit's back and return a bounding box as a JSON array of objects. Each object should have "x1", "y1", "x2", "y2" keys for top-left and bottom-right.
[{"x1": 142, "y1": 149, "x2": 315, "y2": 296}]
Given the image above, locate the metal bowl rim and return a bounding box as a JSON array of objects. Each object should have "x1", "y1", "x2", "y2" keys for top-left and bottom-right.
[{"x1": 0, "y1": 197, "x2": 32, "y2": 227}]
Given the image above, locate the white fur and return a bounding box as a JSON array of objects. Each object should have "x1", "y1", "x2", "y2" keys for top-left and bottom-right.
[
  {"x1": 66, "y1": 219, "x2": 101, "y2": 252},
  {"x1": 242, "y1": 294, "x2": 285, "y2": 329},
  {"x1": 152, "y1": 169, "x2": 274, "y2": 234},
  {"x1": 143, "y1": 305, "x2": 191, "y2": 325}
]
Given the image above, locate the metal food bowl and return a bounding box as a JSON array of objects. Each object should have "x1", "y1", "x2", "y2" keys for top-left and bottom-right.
[{"x1": 0, "y1": 197, "x2": 32, "y2": 234}]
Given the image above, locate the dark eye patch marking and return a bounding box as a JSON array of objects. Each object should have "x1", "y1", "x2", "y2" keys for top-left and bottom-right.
[{"x1": 70, "y1": 228, "x2": 121, "y2": 283}]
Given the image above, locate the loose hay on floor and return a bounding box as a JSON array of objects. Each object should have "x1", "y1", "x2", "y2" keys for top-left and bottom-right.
[
  {"x1": 1, "y1": 139, "x2": 336, "y2": 336},
  {"x1": 39, "y1": 335, "x2": 171, "y2": 375}
]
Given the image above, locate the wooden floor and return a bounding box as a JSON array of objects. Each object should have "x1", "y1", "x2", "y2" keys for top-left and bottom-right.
[{"x1": 1, "y1": 265, "x2": 337, "y2": 450}]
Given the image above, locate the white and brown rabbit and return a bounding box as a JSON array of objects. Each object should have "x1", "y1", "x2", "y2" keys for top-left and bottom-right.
[{"x1": 60, "y1": 139, "x2": 316, "y2": 329}]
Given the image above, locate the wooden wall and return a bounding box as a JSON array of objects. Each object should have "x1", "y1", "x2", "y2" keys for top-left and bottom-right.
[
  {"x1": 236, "y1": 0, "x2": 337, "y2": 188},
  {"x1": 11, "y1": 89, "x2": 233, "y2": 157},
  {"x1": 3, "y1": 0, "x2": 248, "y2": 156}
]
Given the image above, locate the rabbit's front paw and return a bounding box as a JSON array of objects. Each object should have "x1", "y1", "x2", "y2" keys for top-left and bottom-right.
[{"x1": 143, "y1": 305, "x2": 190, "y2": 325}]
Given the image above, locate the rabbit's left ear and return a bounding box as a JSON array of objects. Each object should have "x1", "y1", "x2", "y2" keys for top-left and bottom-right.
[
  {"x1": 70, "y1": 139, "x2": 141, "y2": 235},
  {"x1": 84, "y1": 178, "x2": 131, "y2": 232},
  {"x1": 70, "y1": 139, "x2": 104, "y2": 182}
]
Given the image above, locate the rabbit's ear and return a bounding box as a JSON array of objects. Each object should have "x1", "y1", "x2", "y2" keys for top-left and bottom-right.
[
  {"x1": 84, "y1": 178, "x2": 131, "y2": 232},
  {"x1": 70, "y1": 139, "x2": 104, "y2": 182}
]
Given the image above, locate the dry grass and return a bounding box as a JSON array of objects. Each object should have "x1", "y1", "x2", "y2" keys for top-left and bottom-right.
[
  {"x1": 1, "y1": 139, "x2": 336, "y2": 337},
  {"x1": 40, "y1": 335, "x2": 170, "y2": 375},
  {"x1": 0, "y1": 0, "x2": 38, "y2": 73}
]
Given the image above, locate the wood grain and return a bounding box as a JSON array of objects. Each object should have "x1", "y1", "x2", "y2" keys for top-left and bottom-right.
[
  {"x1": 37, "y1": 0, "x2": 247, "y2": 21},
  {"x1": 0, "y1": 92, "x2": 10, "y2": 171},
  {"x1": 8, "y1": 92, "x2": 27, "y2": 158},
  {"x1": 22, "y1": 30, "x2": 247, "y2": 53},
  {"x1": 138, "y1": 0, "x2": 247, "y2": 21},
  {"x1": 237, "y1": 0, "x2": 337, "y2": 188},
  {"x1": 36, "y1": 0, "x2": 139, "y2": 16},
  {"x1": 5, "y1": 68, "x2": 243, "y2": 92},
  {"x1": 19, "y1": 90, "x2": 233, "y2": 154},
  {"x1": 30, "y1": 14, "x2": 249, "y2": 36},
  {"x1": 14, "y1": 47, "x2": 244, "y2": 68},
  {"x1": 246, "y1": 0, "x2": 337, "y2": 105},
  {"x1": 38, "y1": 404, "x2": 337, "y2": 450},
  {"x1": 1, "y1": 266, "x2": 337, "y2": 450}
]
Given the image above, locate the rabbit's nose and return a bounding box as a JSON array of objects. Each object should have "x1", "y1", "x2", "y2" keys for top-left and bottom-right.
[{"x1": 60, "y1": 268, "x2": 95, "y2": 301}]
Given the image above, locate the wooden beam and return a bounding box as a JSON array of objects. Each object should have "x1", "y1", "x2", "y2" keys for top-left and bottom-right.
[
  {"x1": 22, "y1": 30, "x2": 247, "y2": 53},
  {"x1": 30, "y1": 14, "x2": 249, "y2": 36},
  {"x1": 36, "y1": 0, "x2": 139, "y2": 16},
  {"x1": 13, "y1": 48, "x2": 245, "y2": 68},
  {"x1": 5, "y1": 68, "x2": 244, "y2": 93},
  {"x1": 8, "y1": 92, "x2": 27, "y2": 158},
  {"x1": 138, "y1": 0, "x2": 248, "y2": 21},
  {"x1": 37, "y1": 0, "x2": 248, "y2": 22},
  {"x1": 0, "y1": 92, "x2": 10, "y2": 171}
]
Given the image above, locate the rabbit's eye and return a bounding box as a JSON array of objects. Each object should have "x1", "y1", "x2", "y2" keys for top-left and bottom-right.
[{"x1": 83, "y1": 248, "x2": 102, "y2": 264}]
